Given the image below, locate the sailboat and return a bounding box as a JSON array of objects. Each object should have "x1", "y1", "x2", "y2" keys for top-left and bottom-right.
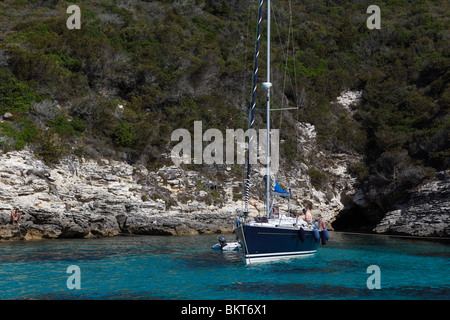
[{"x1": 233, "y1": 0, "x2": 329, "y2": 265}]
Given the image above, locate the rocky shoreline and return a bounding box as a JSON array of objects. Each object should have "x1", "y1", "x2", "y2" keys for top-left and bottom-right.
[
  {"x1": 1, "y1": 111, "x2": 363, "y2": 242},
  {"x1": 0, "y1": 208, "x2": 235, "y2": 241},
  {"x1": 1, "y1": 145, "x2": 448, "y2": 241},
  {"x1": 374, "y1": 171, "x2": 450, "y2": 237},
  {"x1": 0, "y1": 149, "x2": 239, "y2": 241}
]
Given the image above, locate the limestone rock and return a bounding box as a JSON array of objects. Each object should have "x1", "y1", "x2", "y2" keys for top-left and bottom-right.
[
  {"x1": 374, "y1": 171, "x2": 450, "y2": 237},
  {"x1": 2, "y1": 112, "x2": 14, "y2": 121},
  {"x1": 0, "y1": 132, "x2": 363, "y2": 241}
]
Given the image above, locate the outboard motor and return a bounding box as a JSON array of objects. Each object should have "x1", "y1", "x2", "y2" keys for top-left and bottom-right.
[
  {"x1": 212, "y1": 236, "x2": 227, "y2": 250},
  {"x1": 218, "y1": 235, "x2": 227, "y2": 248},
  {"x1": 212, "y1": 236, "x2": 241, "y2": 251}
]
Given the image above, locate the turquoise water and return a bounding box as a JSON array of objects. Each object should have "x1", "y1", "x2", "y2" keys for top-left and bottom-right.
[{"x1": 0, "y1": 232, "x2": 448, "y2": 300}]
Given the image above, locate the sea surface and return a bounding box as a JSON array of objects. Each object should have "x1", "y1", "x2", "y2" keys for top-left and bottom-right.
[{"x1": 0, "y1": 232, "x2": 448, "y2": 300}]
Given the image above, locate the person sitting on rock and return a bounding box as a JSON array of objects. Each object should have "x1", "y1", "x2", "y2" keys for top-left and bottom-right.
[{"x1": 11, "y1": 208, "x2": 22, "y2": 225}]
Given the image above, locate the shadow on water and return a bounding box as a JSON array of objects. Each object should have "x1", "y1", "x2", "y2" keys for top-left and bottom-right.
[
  {"x1": 412, "y1": 251, "x2": 450, "y2": 258},
  {"x1": 269, "y1": 259, "x2": 367, "y2": 275},
  {"x1": 220, "y1": 281, "x2": 365, "y2": 299},
  {"x1": 0, "y1": 251, "x2": 106, "y2": 263},
  {"x1": 19, "y1": 290, "x2": 163, "y2": 300},
  {"x1": 0, "y1": 236, "x2": 185, "y2": 264},
  {"x1": 175, "y1": 249, "x2": 243, "y2": 270},
  {"x1": 220, "y1": 281, "x2": 450, "y2": 300}
]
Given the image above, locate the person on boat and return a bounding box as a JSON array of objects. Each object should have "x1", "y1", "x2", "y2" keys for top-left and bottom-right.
[
  {"x1": 11, "y1": 208, "x2": 22, "y2": 225},
  {"x1": 272, "y1": 206, "x2": 279, "y2": 218},
  {"x1": 313, "y1": 207, "x2": 324, "y2": 230},
  {"x1": 314, "y1": 215, "x2": 325, "y2": 231},
  {"x1": 303, "y1": 208, "x2": 312, "y2": 223}
]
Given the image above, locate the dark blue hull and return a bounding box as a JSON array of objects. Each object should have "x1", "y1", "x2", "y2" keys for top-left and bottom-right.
[{"x1": 236, "y1": 224, "x2": 320, "y2": 264}]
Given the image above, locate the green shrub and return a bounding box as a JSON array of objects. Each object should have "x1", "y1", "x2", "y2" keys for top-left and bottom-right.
[
  {"x1": 0, "y1": 68, "x2": 41, "y2": 114},
  {"x1": 286, "y1": 49, "x2": 328, "y2": 79},
  {"x1": 48, "y1": 53, "x2": 82, "y2": 73},
  {"x1": 307, "y1": 168, "x2": 328, "y2": 190},
  {"x1": 48, "y1": 115, "x2": 86, "y2": 137},
  {"x1": 348, "y1": 162, "x2": 370, "y2": 180},
  {"x1": 0, "y1": 119, "x2": 38, "y2": 151},
  {"x1": 35, "y1": 133, "x2": 65, "y2": 165},
  {"x1": 112, "y1": 121, "x2": 134, "y2": 147},
  {"x1": 5, "y1": 45, "x2": 61, "y2": 84}
]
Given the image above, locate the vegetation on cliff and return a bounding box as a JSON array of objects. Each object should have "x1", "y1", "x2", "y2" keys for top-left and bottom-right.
[{"x1": 0, "y1": 0, "x2": 448, "y2": 215}]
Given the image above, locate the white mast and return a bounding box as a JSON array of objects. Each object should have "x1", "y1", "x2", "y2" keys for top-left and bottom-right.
[{"x1": 262, "y1": 0, "x2": 272, "y2": 218}]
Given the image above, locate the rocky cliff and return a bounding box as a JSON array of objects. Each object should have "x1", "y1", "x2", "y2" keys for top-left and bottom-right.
[
  {"x1": 2, "y1": 88, "x2": 448, "y2": 241},
  {"x1": 374, "y1": 171, "x2": 450, "y2": 237},
  {"x1": 1, "y1": 147, "x2": 448, "y2": 241},
  {"x1": 0, "y1": 148, "x2": 238, "y2": 240},
  {"x1": 0, "y1": 119, "x2": 360, "y2": 241}
]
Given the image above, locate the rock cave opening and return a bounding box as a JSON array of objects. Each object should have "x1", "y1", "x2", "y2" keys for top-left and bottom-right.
[{"x1": 332, "y1": 204, "x2": 384, "y2": 233}]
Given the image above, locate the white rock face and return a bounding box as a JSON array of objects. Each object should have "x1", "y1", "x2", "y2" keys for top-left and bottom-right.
[
  {"x1": 0, "y1": 148, "x2": 239, "y2": 239},
  {"x1": 297, "y1": 122, "x2": 317, "y2": 156},
  {"x1": 335, "y1": 90, "x2": 362, "y2": 112},
  {"x1": 0, "y1": 117, "x2": 360, "y2": 240}
]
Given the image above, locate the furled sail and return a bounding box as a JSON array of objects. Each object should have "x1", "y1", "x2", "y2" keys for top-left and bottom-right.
[{"x1": 244, "y1": 0, "x2": 264, "y2": 214}]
